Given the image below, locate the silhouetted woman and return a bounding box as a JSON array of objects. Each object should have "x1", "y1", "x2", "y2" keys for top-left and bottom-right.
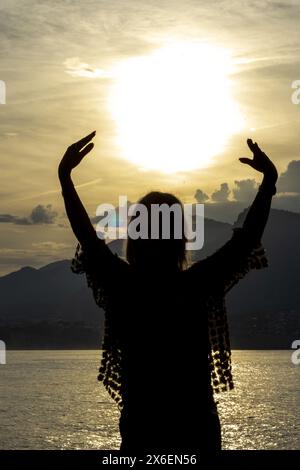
[{"x1": 58, "y1": 132, "x2": 277, "y2": 452}]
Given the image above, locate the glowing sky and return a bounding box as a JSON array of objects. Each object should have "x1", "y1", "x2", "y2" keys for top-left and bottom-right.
[
  {"x1": 108, "y1": 42, "x2": 244, "y2": 173},
  {"x1": 1, "y1": 0, "x2": 300, "y2": 274}
]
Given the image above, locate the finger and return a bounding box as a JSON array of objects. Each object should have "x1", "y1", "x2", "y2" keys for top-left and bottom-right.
[
  {"x1": 253, "y1": 141, "x2": 260, "y2": 150},
  {"x1": 239, "y1": 157, "x2": 254, "y2": 166},
  {"x1": 79, "y1": 142, "x2": 94, "y2": 158},
  {"x1": 74, "y1": 131, "x2": 96, "y2": 150},
  {"x1": 247, "y1": 138, "x2": 255, "y2": 152}
]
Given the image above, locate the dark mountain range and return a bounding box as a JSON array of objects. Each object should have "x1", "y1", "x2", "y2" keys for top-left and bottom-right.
[{"x1": 0, "y1": 210, "x2": 299, "y2": 349}]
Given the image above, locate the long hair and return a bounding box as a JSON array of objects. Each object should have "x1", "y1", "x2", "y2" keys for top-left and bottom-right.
[{"x1": 126, "y1": 191, "x2": 187, "y2": 271}]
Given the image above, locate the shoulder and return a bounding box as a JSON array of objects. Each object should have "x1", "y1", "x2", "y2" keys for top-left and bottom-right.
[{"x1": 184, "y1": 256, "x2": 215, "y2": 277}]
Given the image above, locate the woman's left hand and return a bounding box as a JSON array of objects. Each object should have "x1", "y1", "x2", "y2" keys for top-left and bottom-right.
[{"x1": 239, "y1": 139, "x2": 278, "y2": 183}]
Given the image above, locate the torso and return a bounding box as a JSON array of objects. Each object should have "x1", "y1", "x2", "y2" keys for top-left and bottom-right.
[{"x1": 114, "y1": 267, "x2": 213, "y2": 450}]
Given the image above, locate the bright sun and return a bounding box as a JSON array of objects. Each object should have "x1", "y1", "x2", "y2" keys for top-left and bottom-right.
[{"x1": 109, "y1": 42, "x2": 244, "y2": 173}]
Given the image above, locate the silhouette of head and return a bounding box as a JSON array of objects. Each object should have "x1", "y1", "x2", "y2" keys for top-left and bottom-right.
[{"x1": 126, "y1": 191, "x2": 186, "y2": 272}]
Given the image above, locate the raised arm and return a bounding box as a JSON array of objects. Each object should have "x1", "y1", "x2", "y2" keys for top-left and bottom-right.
[
  {"x1": 239, "y1": 138, "x2": 278, "y2": 244},
  {"x1": 187, "y1": 139, "x2": 278, "y2": 292},
  {"x1": 58, "y1": 131, "x2": 98, "y2": 248}
]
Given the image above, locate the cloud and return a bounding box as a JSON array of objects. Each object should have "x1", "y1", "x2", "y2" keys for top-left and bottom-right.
[
  {"x1": 0, "y1": 214, "x2": 17, "y2": 223},
  {"x1": 29, "y1": 204, "x2": 57, "y2": 224},
  {"x1": 194, "y1": 189, "x2": 209, "y2": 203},
  {"x1": 0, "y1": 204, "x2": 57, "y2": 225},
  {"x1": 211, "y1": 183, "x2": 230, "y2": 202},
  {"x1": 277, "y1": 160, "x2": 300, "y2": 193},
  {"x1": 0, "y1": 242, "x2": 70, "y2": 257},
  {"x1": 64, "y1": 57, "x2": 107, "y2": 78},
  {"x1": 3, "y1": 132, "x2": 18, "y2": 137},
  {"x1": 233, "y1": 179, "x2": 258, "y2": 202},
  {"x1": 31, "y1": 241, "x2": 72, "y2": 250}
]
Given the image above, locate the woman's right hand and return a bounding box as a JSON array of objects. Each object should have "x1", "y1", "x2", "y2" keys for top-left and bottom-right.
[{"x1": 58, "y1": 131, "x2": 96, "y2": 179}]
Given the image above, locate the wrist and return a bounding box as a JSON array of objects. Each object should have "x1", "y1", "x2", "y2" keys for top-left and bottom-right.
[
  {"x1": 58, "y1": 163, "x2": 71, "y2": 181},
  {"x1": 262, "y1": 171, "x2": 278, "y2": 186},
  {"x1": 260, "y1": 175, "x2": 277, "y2": 195},
  {"x1": 263, "y1": 161, "x2": 278, "y2": 183}
]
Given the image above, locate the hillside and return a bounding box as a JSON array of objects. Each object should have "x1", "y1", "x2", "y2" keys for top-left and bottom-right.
[{"x1": 0, "y1": 210, "x2": 299, "y2": 349}]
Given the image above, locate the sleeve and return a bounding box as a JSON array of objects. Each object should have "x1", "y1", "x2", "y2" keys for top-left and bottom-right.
[
  {"x1": 71, "y1": 238, "x2": 128, "y2": 310},
  {"x1": 189, "y1": 226, "x2": 268, "y2": 294}
]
